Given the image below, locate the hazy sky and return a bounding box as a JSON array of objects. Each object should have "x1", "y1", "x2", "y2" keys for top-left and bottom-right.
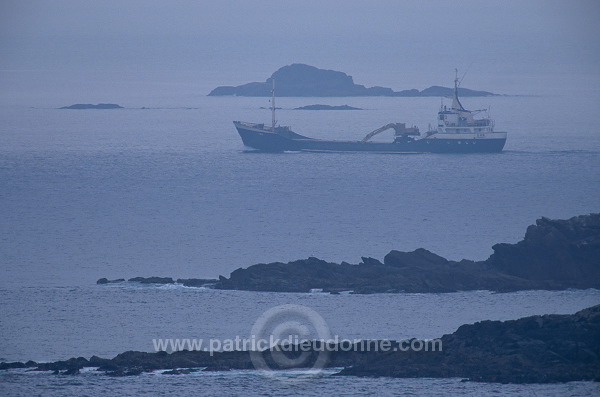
[{"x1": 1, "y1": 0, "x2": 599, "y2": 102}]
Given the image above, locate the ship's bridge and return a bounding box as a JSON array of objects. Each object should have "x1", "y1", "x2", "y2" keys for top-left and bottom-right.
[
  {"x1": 437, "y1": 102, "x2": 494, "y2": 134},
  {"x1": 434, "y1": 70, "x2": 495, "y2": 134}
]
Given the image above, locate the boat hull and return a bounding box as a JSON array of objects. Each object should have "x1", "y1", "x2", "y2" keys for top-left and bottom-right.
[{"x1": 234, "y1": 122, "x2": 507, "y2": 154}]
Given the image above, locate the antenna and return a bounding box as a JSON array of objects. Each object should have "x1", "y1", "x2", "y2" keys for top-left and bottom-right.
[
  {"x1": 271, "y1": 78, "x2": 276, "y2": 130},
  {"x1": 459, "y1": 60, "x2": 475, "y2": 87},
  {"x1": 459, "y1": 70, "x2": 468, "y2": 87},
  {"x1": 455, "y1": 68, "x2": 468, "y2": 88}
]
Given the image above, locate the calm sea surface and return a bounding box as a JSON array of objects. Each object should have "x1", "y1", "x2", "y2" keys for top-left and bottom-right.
[{"x1": 0, "y1": 90, "x2": 599, "y2": 395}]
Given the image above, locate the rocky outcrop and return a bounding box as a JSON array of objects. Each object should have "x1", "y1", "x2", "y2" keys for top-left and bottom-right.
[
  {"x1": 213, "y1": 252, "x2": 539, "y2": 294},
  {"x1": 95, "y1": 277, "x2": 218, "y2": 287},
  {"x1": 96, "y1": 278, "x2": 125, "y2": 284},
  {"x1": 128, "y1": 277, "x2": 175, "y2": 284},
  {"x1": 97, "y1": 213, "x2": 600, "y2": 294},
  {"x1": 338, "y1": 304, "x2": 600, "y2": 383},
  {"x1": 176, "y1": 278, "x2": 218, "y2": 288},
  {"x1": 213, "y1": 213, "x2": 600, "y2": 293},
  {"x1": 3, "y1": 305, "x2": 599, "y2": 383},
  {"x1": 208, "y1": 64, "x2": 498, "y2": 97},
  {"x1": 487, "y1": 214, "x2": 600, "y2": 286}
]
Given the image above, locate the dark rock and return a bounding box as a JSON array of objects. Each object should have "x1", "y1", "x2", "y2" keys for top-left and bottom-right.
[
  {"x1": 98, "y1": 277, "x2": 217, "y2": 287},
  {"x1": 216, "y1": 256, "x2": 379, "y2": 293},
  {"x1": 62, "y1": 367, "x2": 80, "y2": 375},
  {"x1": 88, "y1": 355, "x2": 111, "y2": 367},
  {"x1": 38, "y1": 356, "x2": 89, "y2": 372},
  {"x1": 96, "y1": 214, "x2": 600, "y2": 294},
  {"x1": 214, "y1": 252, "x2": 497, "y2": 294},
  {"x1": 214, "y1": 214, "x2": 600, "y2": 294},
  {"x1": 176, "y1": 278, "x2": 218, "y2": 288},
  {"x1": 486, "y1": 214, "x2": 600, "y2": 287},
  {"x1": 60, "y1": 103, "x2": 123, "y2": 109},
  {"x1": 294, "y1": 104, "x2": 362, "y2": 110},
  {"x1": 208, "y1": 64, "x2": 499, "y2": 97},
  {"x1": 127, "y1": 277, "x2": 174, "y2": 284},
  {"x1": 0, "y1": 361, "x2": 26, "y2": 370},
  {"x1": 106, "y1": 367, "x2": 144, "y2": 377},
  {"x1": 6, "y1": 305, "x2": 599, "y2": 383},
  {"x1": 384, "y1": 248, "x2": 449, "y2": 268},
  {"x1": 96, "y1": 278, "x2": 125, "y2": 284},
  {"x1": 338, "y1": 304, "x2": 600, "y2": 383},
  {"x1": 359, "y1": 257, "x2": 384, "y2": 266}
]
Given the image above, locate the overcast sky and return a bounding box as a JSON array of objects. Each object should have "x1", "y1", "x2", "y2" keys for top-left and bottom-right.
[{"x1": 1, "y1": 0, "x2": 598, "y2": 101}]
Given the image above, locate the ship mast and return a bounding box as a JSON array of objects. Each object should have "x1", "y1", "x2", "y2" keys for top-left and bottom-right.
[
  {"x1": 452, "y1": 68, "x2": 465, "y2": 111},
  {"x1": 454, "y1": 68, "x2": 459, "y2": 98},
  {"x1": 271, "y1": 78, "x2": 277, "y2": 130}
]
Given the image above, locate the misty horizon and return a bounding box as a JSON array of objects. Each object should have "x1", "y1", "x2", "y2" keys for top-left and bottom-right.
[{"x1": 1, "y1": 0, "x2": 599, "y2": 106}]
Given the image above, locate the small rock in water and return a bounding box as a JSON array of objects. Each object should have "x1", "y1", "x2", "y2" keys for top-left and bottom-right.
[
  {"x1": 96, "y1": 278, "x2": 125, "y2": 284},
  {"x1": 60, "y1": 103, "x2": 123, "y2": 110},
  {"x1": 128, "y1": 277, "x2": 175, "y2": 284}
]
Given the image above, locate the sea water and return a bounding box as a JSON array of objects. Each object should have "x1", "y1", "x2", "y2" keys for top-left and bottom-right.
[{"x1": 0, "y1": 89, "x2": 599, "y2": 395}]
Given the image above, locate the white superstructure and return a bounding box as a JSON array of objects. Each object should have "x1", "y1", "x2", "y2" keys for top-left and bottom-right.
[{"x1": 428, "y1": 70, "x2": 506, "y2": 142}]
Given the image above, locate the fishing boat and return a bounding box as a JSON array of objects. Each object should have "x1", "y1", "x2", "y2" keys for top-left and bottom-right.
[{"x1": 234, "y1": 72, "x2": 506, "y2": 153}]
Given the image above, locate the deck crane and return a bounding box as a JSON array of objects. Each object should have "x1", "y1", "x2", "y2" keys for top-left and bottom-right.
[{"x1": 361, "y1": 123, "x2": 420, "y2": 142}]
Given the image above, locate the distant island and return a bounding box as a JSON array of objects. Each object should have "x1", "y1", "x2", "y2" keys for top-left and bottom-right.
[
  {"x1": 60, "y1": 103, "x2": 123, "y2": 109},
  {"x1": 208, "y1": 64, "x2": 498, "y2": 97},
  {"x1": 295, "y1": 104, "x2": 362, "y2": 110}
]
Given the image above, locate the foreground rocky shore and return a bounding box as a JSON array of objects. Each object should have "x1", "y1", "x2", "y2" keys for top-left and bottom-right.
[
  {"x1": 2, "y1": 305, "x2": 599, "y2": 383},
  {"x1": 339, "y1": 304, "x2": 600, "y2": 383},
  {"x1": 101, "y1": 213, "x2": 600, "y2": 293}
]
